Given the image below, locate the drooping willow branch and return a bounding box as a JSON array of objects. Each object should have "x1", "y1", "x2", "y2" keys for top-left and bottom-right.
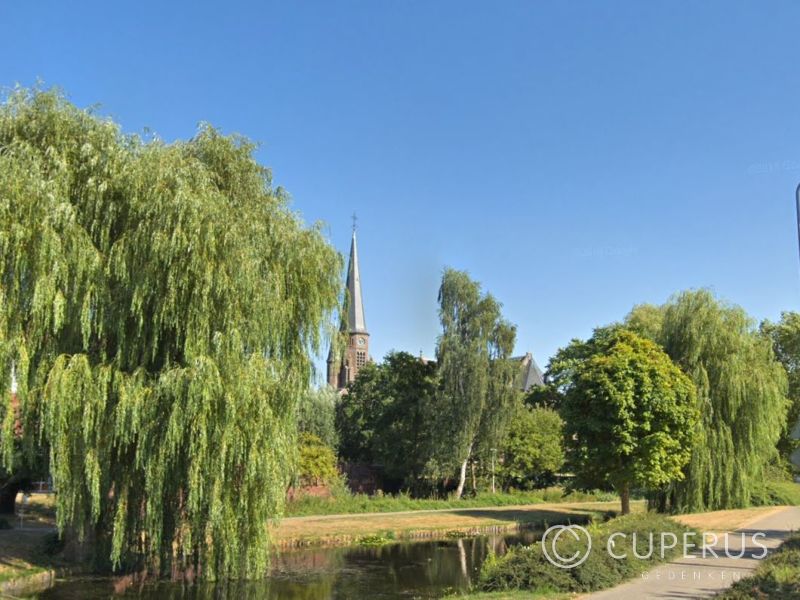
[{"x1": 0, "y1": 88, "x2": 342, "y2": 579}]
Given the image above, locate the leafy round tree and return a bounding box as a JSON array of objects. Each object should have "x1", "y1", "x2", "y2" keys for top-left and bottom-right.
[
  {"x1": 0, "y1": 89, "x2": 341, "y2": 579},
  {"x1": 498, "y1": 406, "x2": 564, "y2": 490},
  {"x1": 335, "y1": 351, "x2": 439, "y2": 493},
  {"x1": 560, "y1": 329, "x2": 698, "y2": 514}
]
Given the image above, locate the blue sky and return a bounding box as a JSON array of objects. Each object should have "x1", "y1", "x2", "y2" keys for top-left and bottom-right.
[{"x1": 3, "y1": 1, "x2": 800, "y2": 379}]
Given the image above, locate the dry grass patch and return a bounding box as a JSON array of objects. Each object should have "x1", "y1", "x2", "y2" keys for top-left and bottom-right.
[
  {"x1": 672, "y1": 506, "x2": 785, "y2": 531},
  {"x1": 273, "y1": 501, "x2": 638, "y2": 547}
]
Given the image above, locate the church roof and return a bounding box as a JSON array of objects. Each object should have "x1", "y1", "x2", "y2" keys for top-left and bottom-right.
[
  {"x1": 346, "y1": 229, "x2": 367, "y2": 334},
  {"x1": 514, "y1": 352, "x2": 545, "y2": 391}
]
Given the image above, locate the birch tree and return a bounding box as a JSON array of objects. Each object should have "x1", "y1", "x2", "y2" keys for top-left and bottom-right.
[{"x1": 434, "y1": 269, "x2": 517, "y2": 498}]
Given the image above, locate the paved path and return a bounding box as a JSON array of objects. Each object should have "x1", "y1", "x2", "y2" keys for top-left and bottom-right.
[{"x1": 586, "y1": 506, "x2": 800, "y2": 599}]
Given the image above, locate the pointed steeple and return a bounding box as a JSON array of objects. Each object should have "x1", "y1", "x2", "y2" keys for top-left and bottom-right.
[
  {"x1": 327, "y1": 220, "x2": 371, "y2": 390},
  {"x1": 346, "y1": 228, "x2": 367, "y2": 334}
]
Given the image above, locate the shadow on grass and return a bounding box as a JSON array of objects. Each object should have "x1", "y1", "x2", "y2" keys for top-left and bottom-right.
[
  {"x1": 0, "y1": 526, "x2": 55, "y2": 583},
  {"x1": 441, "y1": 507, "x2": 606, "y2": 526}
]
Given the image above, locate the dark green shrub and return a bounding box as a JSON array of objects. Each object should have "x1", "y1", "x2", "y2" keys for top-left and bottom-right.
[
  {"x1": 478, "y1": 513, "x2": 694, "y2": 594},
  {"x1": 480, "y1": 545, "x2": 576, "y2": 592},
  {"x1": 569, "y1": 543, "x2": 621, "y2": 591},
  {"x1": 717, "y1": 535, "x2": 800, "y2": 599}
]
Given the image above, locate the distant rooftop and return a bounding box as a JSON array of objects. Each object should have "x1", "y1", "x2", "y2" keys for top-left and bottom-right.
[
  {"x1": 514, "y1": 352, "x2": 545, "y2": 392},
  {"x1": 417, "y1": 352, "x2": 545, "y2": 392}
]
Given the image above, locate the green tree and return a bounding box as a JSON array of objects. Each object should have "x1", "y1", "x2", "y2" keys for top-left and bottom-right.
[
  {"x1": 370, "y1": 352, "x2": 439, "y2": 490},
  {"x1": 651, "y1": 291, "x2": 788, "y2": 512},
  {"x1": 296, "y1": 433, "x2": 340, "y2": 487},
  {"x1": 522, "y1": 384, "x2": 563, "y2": 411},
  {"x1": 498, "y1": 406, "x2": 564, "y2": 490},
  {"x1": 335, "y1": 361, "x2": 385, "y2": 465},
  {"x1": 298, "y1": 386, "x2": 339, "y2": 449},
  {"x1": 0, "y1": 89, "x2": 341, "y2": 578},
  {"x1": 335, "y1": 352, "x2": 438, "y2": 492},
  {"x1": 624, "y1": 303, "x2": 665, "y2": 341},
  {"x1": 559, "y1": 329, "x2": 698, "y2": 515},
  {"x1": 545, "y1": 325, "x2": 623, "y2": 405},
  {"x1": 433, "y1": 269, "x2": 518, "y2": 499},
  {"x1": 760, "y1": 312, "x2": 800, "y2": 465}
]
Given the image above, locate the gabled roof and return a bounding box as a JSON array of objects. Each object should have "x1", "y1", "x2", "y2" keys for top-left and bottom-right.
[
  {"x1": 346, "y1": 229, "x2": 367, "y2": 334},
  {"x1": 514, "y1": 352, "x2": 545, "y2": 392}
]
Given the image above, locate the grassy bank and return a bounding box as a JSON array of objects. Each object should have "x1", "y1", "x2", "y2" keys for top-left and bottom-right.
[
  {"x1": 454, "y1": 592, "x2": 568, "y2": 600},
  {"x1": 476, "y1": 513, "x2": 694, "y2": 597},
  {"x1": 753, "y1": 479, "x2": 800, "y2": 506},
  {"x1": 0, "y1": 528, "x2": 61, "y2": 591},
  {"x1": 0, "y1": 494, "x2": 68, "y2": 593},
  {"x1": 717, "y1": 532, "x2": 800, "y2": 599},
  {"x1": 285, "y1": 487, "x2": 617, "y2": 517},
  {"x1": 275, "y1": 499, "x2": 635, "y2": 548}
]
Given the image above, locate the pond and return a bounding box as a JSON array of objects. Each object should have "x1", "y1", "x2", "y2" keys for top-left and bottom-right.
[{"x1": 35, "y1": 530, "x2": 541, "y2": 599}]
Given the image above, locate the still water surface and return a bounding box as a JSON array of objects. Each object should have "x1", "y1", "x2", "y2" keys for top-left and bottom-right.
[{"x1": 36, "y1": 530, "x2": 540, "y2": 599}]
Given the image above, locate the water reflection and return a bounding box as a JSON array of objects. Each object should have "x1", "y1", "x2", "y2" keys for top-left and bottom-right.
[{"x1": 37, "y1": 530, "x2": 541, "y2": 600}]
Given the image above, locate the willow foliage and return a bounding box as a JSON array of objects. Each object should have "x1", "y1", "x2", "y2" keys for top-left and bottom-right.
[
  {"x1": 628, "y1": 290, "x2": 789, "y2": 512},
  {"x1": 0, "y1": 88, "x2": 342, "y2": 579},
  {"x1": 760, "y1": 312, "x2": 800, "y2": 462}
]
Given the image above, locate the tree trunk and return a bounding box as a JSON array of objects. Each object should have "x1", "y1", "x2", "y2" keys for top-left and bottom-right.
[
  {"x1": 620, "y1": 482, "x2": 631, "y2": 515},
  {"x1": 454, "y1": 443, "x2": 475, "y2": 499},
  {"x1": 470, "y1": 460, "x2": 476, "y2": 493},
  {"x1": 0, "y1": 484, "x2": 20, "y2": 514},
  {"x1": 455, "y1": 458, "x2": 468, "y2": 499}
]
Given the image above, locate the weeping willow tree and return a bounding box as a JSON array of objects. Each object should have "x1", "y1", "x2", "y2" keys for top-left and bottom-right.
[
  {"x1": 433, "y1": 268, "x2": 518, "y2": 499},
  {"x1": 0, "y1": 88, "x2": 342, "y2": 579},
  {"x1": 760, "y1": 312, "x2": 800, "y2": 463},
  {"x1": 627, "y1": 290, "x2": 788, "y2": 512}
]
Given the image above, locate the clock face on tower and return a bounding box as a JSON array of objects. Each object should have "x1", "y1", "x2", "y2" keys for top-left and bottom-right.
[{"x1": 356, "y1": 336, "x2": 366, "y2": 346}]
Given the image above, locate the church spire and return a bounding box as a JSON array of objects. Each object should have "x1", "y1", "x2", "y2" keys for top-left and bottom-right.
[
  {"x1": 346, "y1": 227, "x2": 367, "y2": 334},
  {"x1": 327, "y1": 220, "x2": 370, "y2": 390}
]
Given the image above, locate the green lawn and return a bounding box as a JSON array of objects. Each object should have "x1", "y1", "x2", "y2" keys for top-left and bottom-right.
[
  {"x1": 753, "y1": 479, "x2": 800, "y2": 506},
  {"x1": 285, "y1": 487, "x2": 617, "y2": 517}
]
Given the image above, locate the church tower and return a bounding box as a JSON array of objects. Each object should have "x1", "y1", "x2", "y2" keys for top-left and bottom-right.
[{"x1": 327, "y1": 225, "x2": 370, "y2": 390}]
